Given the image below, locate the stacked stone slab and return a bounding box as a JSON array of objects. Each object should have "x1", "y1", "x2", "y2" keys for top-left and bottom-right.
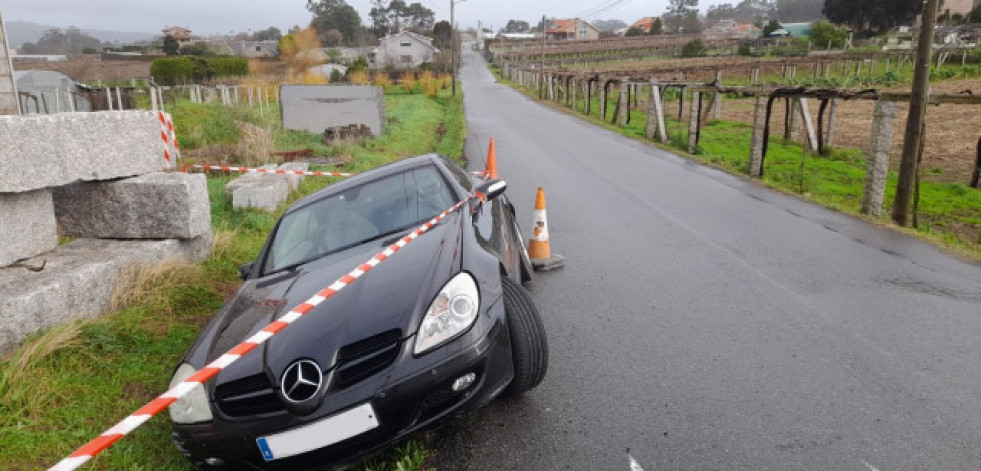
[
  {"x1": 54, "y1": 173, "x2": 210, "y2": 239},
  {"x1": 0, "y1": 236, "x2": 211, "y2": 353},
  {"x1": 228, "y1": 162, "x2": 311, "y2": 211},
  {"x1": 0, "y1": 111, "x2": 177, "y2": 192},
  {"x1": 0, "y1": 110, "x2": 209, "y2": 354},
  {"x1": 0, "y1": 190, "x2": 58, "y2": 267},
  {"x1": 0, "y1": 111, "x2": 178, "y2": 265}
]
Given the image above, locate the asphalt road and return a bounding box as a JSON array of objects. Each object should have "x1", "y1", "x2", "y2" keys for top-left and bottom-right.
[{"x1": 433, "y1": 50, "x2": 981, "y2": 471}]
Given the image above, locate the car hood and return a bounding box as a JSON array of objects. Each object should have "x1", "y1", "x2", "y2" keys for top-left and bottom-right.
[{"x1": 196, "y1": 213, "x2": 465, "y2": 390}]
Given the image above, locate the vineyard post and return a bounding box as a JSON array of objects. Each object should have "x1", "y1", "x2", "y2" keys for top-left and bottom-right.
[{"x1": 893, "y1": 0, "x2": 940, "y2": 226}]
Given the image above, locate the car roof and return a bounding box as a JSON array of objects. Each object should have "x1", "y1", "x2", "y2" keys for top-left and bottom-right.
[{"x1": 286, "y1": 153, "x2": 460, "y2": 215}]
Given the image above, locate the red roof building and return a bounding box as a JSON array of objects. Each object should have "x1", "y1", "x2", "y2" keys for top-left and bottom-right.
[{"x1": 546, "y1": 18, "x2": 600, "y2": 41}]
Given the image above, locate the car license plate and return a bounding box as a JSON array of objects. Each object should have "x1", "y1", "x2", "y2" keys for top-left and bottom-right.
[{"x1": 256, "y1": 403, "x2": 379, "y2": 461}]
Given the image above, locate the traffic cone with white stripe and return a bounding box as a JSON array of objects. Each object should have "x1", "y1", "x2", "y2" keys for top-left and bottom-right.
[
  {"x1": 485, "y1": 138, "x2": 499, "y2": 179},
  {"x1": 528, "y1": 187, "x2": 564, "y2": 271}
]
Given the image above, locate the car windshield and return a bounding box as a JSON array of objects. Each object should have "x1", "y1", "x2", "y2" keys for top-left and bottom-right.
[{"x1": 263, "y1": 165, "x2": 457, "y2": 275}]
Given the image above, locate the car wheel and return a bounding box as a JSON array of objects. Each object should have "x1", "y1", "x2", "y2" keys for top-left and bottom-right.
[{"x1": 500, "y1": 277, "x2": 548, "y2": 398}]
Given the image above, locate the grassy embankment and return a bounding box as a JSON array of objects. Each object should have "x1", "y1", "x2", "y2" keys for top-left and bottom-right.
[
  {"x1": 0, "y1": 87, "x2": 464, "y2": 471},
  {"x1": 492, "y1": 63, "x2": 981, "y2": 259}
]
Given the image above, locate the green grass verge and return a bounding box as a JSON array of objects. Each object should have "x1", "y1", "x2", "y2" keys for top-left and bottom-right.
[
  {"x1": 492, "y1": 66, "x2": 981, "y2": 259},
  {"x1": 0, "y1": 88, "x2": 463, "y2": 470}
]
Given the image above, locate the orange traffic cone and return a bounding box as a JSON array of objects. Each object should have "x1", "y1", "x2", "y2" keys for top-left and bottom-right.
[
  {"x1": 527, "y1": 187, "x2": 564, "y2": 271},
  {"x1": 485, "y1": 138, "x2": 499, "y2": 179}
]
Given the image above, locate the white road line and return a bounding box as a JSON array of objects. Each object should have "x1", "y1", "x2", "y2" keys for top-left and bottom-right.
[
  {"x1": 861, "y1": 459, "x2": 882, "y2": 471},
  {"x1": 627, "y1": 453, "x2": 646, "y2": 471}
]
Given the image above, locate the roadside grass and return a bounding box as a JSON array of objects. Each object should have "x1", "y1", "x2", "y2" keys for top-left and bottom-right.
[
  {"x1": 494, "y1": 67, "x2": 981, "y2": 260},
  {"x1": 0, "y1": 88, "x2": 462, "y2": 470}
]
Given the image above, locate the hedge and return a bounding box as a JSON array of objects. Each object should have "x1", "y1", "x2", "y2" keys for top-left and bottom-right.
[{"x1": 150, "y1": 57, "x2": 250, "y2": 85}]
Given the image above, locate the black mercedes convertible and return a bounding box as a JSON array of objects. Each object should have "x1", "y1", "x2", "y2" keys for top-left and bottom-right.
[{"x1": 168, "y1": 154, "x2": 548, "y2": 470}]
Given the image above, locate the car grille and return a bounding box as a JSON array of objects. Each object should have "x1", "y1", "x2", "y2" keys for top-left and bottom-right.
[
  {"x1": 214, "y1": 373, "x2": 283, "y2": 417},
  {"x1": 333, "y1": 329, "x2": 402, "y2": 390},
  {"x1": 213, "y1": 330, "x2": 402, "y2": 417}
]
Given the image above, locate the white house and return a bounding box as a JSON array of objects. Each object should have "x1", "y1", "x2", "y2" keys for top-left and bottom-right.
[{"x1": 371, "y1": 31, "x2": 439, "y2": 69}]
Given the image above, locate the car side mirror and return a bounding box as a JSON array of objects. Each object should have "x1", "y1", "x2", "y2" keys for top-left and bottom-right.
[
  {"x1": 472, "y1": 179, "x2": 507, "y2": 203},
  {"x1": 239, "y1": 261, "x2": 255, "y2": 280}
]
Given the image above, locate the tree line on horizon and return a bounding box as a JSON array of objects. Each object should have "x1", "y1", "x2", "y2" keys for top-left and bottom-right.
[{"x1": 497, "y1": 0, "x2": 981, "y2": 38}]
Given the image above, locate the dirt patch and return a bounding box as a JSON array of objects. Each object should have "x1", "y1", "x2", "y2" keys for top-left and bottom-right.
[
  {"x1": 715, "y1": 78, "x2": 981, "y2": 185},
  {"x1": 121, "y1": 381, "x2": 154, "y2": 402}
]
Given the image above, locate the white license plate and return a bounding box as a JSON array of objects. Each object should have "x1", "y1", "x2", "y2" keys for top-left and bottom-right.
[{"x1": 256, "y1": 403, "x2": 380, "y2": 461}]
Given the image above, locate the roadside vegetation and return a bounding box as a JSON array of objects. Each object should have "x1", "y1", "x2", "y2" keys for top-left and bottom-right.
[
  {"x1": 0, "y1": 86, "x2": 462, "y2": 470},
  {"x1": 493, "y1": 62, "x2": 981, "y2": 260}
]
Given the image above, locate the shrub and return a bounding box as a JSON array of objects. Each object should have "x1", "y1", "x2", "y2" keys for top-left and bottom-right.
[
  {"x1": 809, "y1": 20, "x2": 848, "y2": 49},
  {"x1": 150, "y1": 58, "x2": 195, "y2": 85},
  {"x1": 349, "y1": 70, "x2": 370, "y2": 84},
  {"x1": 150, "y1": 57, "x2": 249, "y2": 85},
  {"x1": 373, "y1": 72, "x2": 392, "y2": 88},
  {"x1": 208, "y1": 57, "x2": 249, "y2": 78},
  {"x1": 402, "y1": 72, "x2": 417, "y2": 93},
  {"x1": 418, "y1": 71, "x2": 438, "y2": 97},
  {"x1": 681, "y1": 39, "x2": 707, "y2": 58}
]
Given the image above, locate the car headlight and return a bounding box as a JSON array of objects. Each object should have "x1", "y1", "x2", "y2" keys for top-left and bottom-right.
[
  {"x1": 414, "y1": 272, "x2": 480, "y2": 355},
  {"x1": 167, "y1": 363, "x2": 213, "y2": 424}
]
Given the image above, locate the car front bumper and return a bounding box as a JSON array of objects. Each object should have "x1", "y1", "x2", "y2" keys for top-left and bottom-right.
[{"x1": 172, "y1": 302, "x2": 514, "y2": 470}]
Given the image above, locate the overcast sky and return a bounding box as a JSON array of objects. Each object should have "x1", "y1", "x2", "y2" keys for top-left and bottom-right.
[{"x1": 1, "y1": 0, "x2": 736, "y2": 36}]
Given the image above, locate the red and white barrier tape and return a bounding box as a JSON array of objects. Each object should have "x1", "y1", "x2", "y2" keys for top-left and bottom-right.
[
  {"x1": 158, "y1": 111, "x2": 180, "y2": 163},
  {"x1": 190, "y1": 165, "x2": 482, "y2": 180},
  {"x1": 49, "y1": 197, "x2": 470, "y2": 471},
  {"x1": 189, "y1": 164, "x2": 356, "y2": 178}
]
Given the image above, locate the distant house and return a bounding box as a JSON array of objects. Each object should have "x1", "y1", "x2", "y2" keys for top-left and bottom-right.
[
  {"x1": 233, "y1": 41, "x2": 278, "y2": 58},
  {"x1": 780, "y1": 23, "x2": 812, "y2": 38},
  {"x1": 201, "y1": 40, "x2": 278, "y2": 58},
  {"x1": 496, "y1": 33, "x2": 539, "y2": 40},
  {"x1": 730, "y1": 23, "x2": 762, "y2": 38},
  {"x1": 631, "y1": 17, "x2": 659, "y2": 34},
  {"x1": 706, "y1": 19, "x2": 738, "y2": 33},
  {"x1": 371, "y1": 31, "x2": 438, "y2": 68},
  {"x1": 162, "y1": 26, "x2": 193, "y2": 43},
  {"x1": 546, "y1": 18, "x2": 600, "y2": 41},
  {"x1": 943, "y1": 0, "x2": 975, "y2": 16},
  {"x1": 325, "y1": 46, "x2": 374, "y2": 64}
]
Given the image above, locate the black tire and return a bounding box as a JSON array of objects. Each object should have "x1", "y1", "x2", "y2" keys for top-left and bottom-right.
[{"x1": 500, "y1": 277, "x2": 548, "y2": 397}]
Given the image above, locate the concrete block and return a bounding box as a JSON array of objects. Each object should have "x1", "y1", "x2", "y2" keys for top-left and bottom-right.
[
  {"x1": 0, "y1": 189, "x2": 58, "y2": 267},
  {"x1": 0, "y1": 234, "x2": 212, "y2": 354},
  {"x1": 232, "y1": 176, "x2": 289, "y2": 211},
  {"x1": 53, "y1": 172, "x2": 211, "y2": 239},
  {"x1": 0, "y1": 111, "x2": 176, "y2": 193},
  {"x1": 278, "y1": 162, "x2": 310, "y2": 191},
  {"x1": 862, "y1": 101, "x2": 898, "y2": 216},
  {"x1": 281, "y1": 85, "x2": 385, "y2": 136},
  {"x1": 224, "y1": 164, "x2": 278, "y2": 196}
]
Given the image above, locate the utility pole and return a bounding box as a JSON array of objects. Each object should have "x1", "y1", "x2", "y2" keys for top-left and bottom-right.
[
  {"x1": 892, "y1": 0, "x2": 940, "y2": 226},
  {"x1": 540, "y1": 14, "x2": 546, "y2": 99},
  {"x1": 450, "y1": 0, "x2": 465, "y2": 97}
]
